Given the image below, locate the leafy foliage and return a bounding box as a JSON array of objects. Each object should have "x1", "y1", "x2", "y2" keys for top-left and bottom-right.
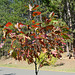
[
  {"x1": 0, "y1": 2, "x2": 72, "y2": 75},
  {"x1": 0, "y1": 7, "x2": 71, "y2": 61}
]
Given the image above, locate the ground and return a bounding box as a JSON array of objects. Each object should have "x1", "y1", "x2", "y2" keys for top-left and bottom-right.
[{"x1": 0, "y1": 52, "x2": 75, "y2": 73}]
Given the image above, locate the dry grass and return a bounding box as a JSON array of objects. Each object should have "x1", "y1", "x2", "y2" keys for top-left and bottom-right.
[{"x1": 0, "y1": 52, "x2": 75, "y2": 73}]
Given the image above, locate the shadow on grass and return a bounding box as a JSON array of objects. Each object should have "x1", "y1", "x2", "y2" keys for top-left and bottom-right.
[
  {"x1": 43, "y1": 63, "x2": 50, "y2": 66},
  {"x1": 3, "y1": 73, "x2": 16, "y2": 75},
  {"x1": 54, "y1": 63, "x2": 65, "y2": 67},
  {"x1": 43, "y1": 62, "x2": 65, "y2": 67}
]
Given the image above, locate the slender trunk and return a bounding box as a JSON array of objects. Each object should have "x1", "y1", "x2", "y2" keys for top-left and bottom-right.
[
  {"x1": 72, "y1": 1, "x2": 75, "y2": 59},
  {"x1": 69, "y1": 42, "x2": 72, "y2": 51},
  {"x1": 66, "y1": 42, "x2": 69, "y2": 56},
  {"x1": 66, "y1": 0, "x2": 71, "y2": 57},
  {"x1": 29, "y1": 4, "x2": 33, "y2": 20},
  {"x1": 67, "y1": 0, "x2": 72, "y2": 27},
  {"x1": 62, "y1": 0, "x2": 67, "y2": 23},
  {"x1": 35, "y1": 58, "x2": 38, "y2": 75}
]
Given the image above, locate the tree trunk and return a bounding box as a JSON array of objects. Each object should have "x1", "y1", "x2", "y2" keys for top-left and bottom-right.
[
  {"x1": 66, "y1": 42, "x2": 69, "y2": 56},
  {"x1": 73, "y1": 33, "x2": 75, "y2": 59},
  {"x1": 62, "y1": 0, "x2": 67, "y2": 24},
  {"x1": 35, "y1": 58, "x2": 38, "y2": 75},
  {"x1": 66, "y1": 0, "x2": 72, "y2": 57},
  {"x1": 66, "y1": 0, "x2": 72, "y2": 27},
  {"x1": 29, "y1": 4, "x2": 33, "y2": 20},
  {"x1": 72, "y1": 1, "x2": 75, "y2": 59}
]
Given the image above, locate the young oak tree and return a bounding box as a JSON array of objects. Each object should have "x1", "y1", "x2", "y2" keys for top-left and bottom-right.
[{"x1": 0, "y1": 4, "x2": 71, "y2": 75}]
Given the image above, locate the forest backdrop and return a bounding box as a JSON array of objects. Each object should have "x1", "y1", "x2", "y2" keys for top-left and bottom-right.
[{"x1": 0, "y1": 0, "x2": 75, "y2": 57}]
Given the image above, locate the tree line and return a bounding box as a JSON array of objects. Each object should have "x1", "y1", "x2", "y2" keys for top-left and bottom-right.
[{"x1": 0, "y1": 0, "x2": 75, "y2": 58}]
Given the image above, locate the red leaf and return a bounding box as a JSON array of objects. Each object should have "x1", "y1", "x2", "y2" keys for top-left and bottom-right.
[
  {"x1": 41, "y1": 25, "x2": 54, "y2": 31},
  {"x1": 18, "y1": 23, "x2": 25, "y2": 28},
  {"x1": 39, "y1": 39, "x2": 46, "y2": 46},
  {"x1": 29, "y1": 58, "x2": 34, "y2": 63},
  {"x1": 18, "y1": 22, "x2": 23, "y2": 25},
  {"x1": 20, "y1": 31, "x2": 24, "y2": 34},
  {"x1": 30, "y1": 33, "x2": 36, "y2": 36},
  {"x1": 32, "y1": 12, "x2": 41, "y2": 17},
  {"x1": 35, "y1": 23, "x2": 41, "y2": 25},
  {"x1": 32, "y1": 25, "x2": 39, "y2": 28},
  {"x1": 27, "y1": 49, "x2": 29, "y2": 58},
  {"x1": 32, "y1": 20, "x2": 35, "y2": 23},
  {"x1": 52, "y1": 12, "x2": 55, "y2": 16},
  {"x1": 45, "y1": 25, "x2": 54, "y2": 30},
  {"x1": 6, "y1": 29, "x2": 12, "y2": 34},
  {"x1": 32, "y1": 5, "x2": 39, "y2": 10},
  {"x1": 62, "y1": 27, "x2": 69, "y2": 30},
  {"x1": 5, "y1": 22, "x2": 13, "y2": 27}
]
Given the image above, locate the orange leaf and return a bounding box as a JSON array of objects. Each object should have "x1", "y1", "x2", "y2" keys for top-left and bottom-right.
[
  {"x1": 35, "y1": 23, "x2": 41, "y2": 25},
  {"x1": 32, "y1": 12, "x2": 41, "y2": 17},
  {"x1": 32, "y1": 20, "x2": 35, "y2": 23},
  {"x1": 5, "y1": 22, "x2": 13, "y2": 27}
]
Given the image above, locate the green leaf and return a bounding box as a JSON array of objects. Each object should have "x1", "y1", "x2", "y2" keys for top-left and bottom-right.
[
  {"x1": 61, "y1": 33, "x2": 70, "y2": 39},
  {"x1": 12, "y1": 51, "x2": 17, "y2": 59}
]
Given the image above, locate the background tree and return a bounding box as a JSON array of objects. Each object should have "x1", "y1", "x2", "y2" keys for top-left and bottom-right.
[
  {"x1": 0, "y1": 0, "x2": 28, "y2": 25},
  {"x1": 0, "y1": 0, "x2": 74, "y2": 59},
  {"x1": 0, "y1": 3, "x2": 71, "y2": 75}
]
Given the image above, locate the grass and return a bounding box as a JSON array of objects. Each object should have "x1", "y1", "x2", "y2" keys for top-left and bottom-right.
[
  {"x1": 0, "y1": 62, "x2": 75, "y2": 73},
  {"x1": 0, "y1": 55, "x2": 75, "y2": 73}
]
